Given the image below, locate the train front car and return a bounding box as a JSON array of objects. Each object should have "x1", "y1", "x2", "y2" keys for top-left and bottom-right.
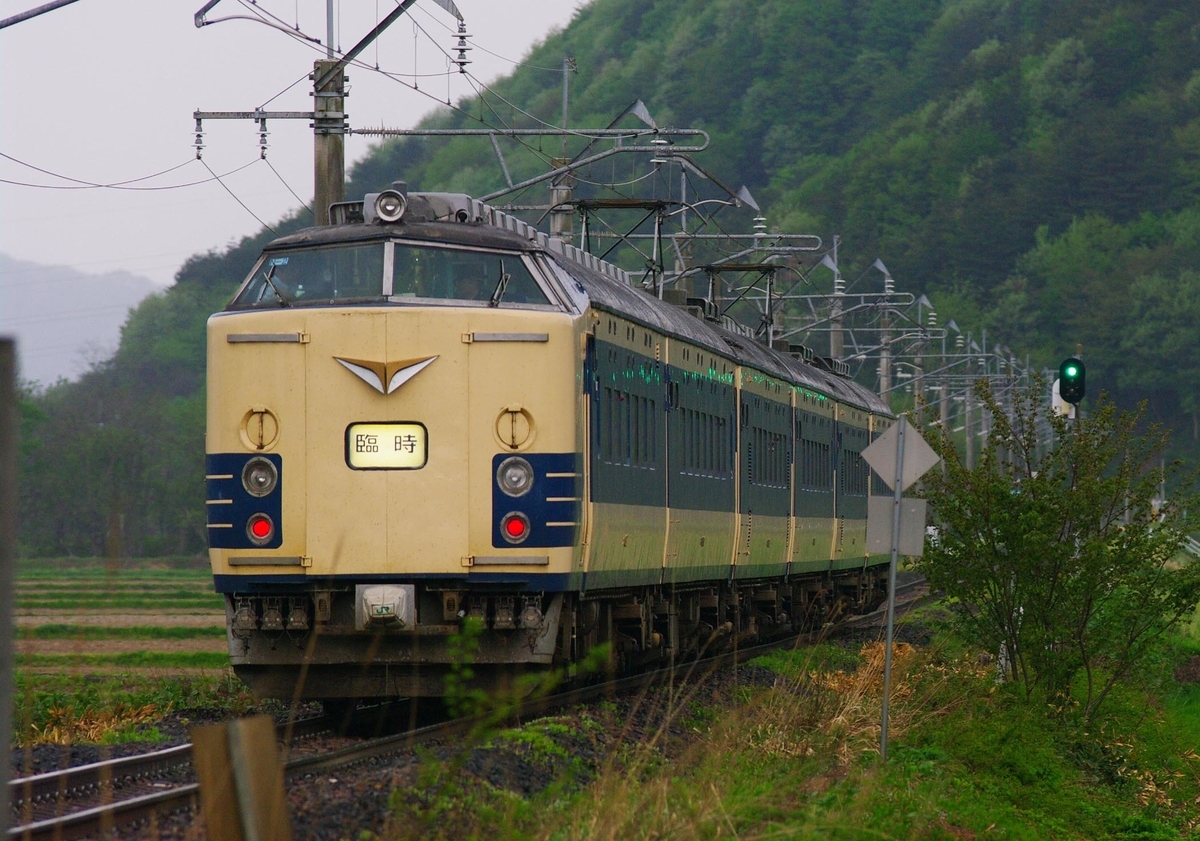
[{"x1": 205, "y1": 191, "x2": 586, "y2": 700}]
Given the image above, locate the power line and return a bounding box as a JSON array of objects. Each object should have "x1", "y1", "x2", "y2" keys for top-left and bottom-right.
[
  {"x1": 0, "y1": 302, "x2": 143, "y2": 328},
  {"x1": 199, "y1": 158, "x2": 278, "y2": 235},
  {"x1": 0, "y1": 154, "x2": 259, "y2": 192},
  {"x1": 406, "y1": 1, "x2": 566, "y2": 73},
  {"x1": 264, "y1": 157, "x2": 313, "y2": 221}
]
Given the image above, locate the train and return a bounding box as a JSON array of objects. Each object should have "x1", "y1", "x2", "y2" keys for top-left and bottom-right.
[{"x1": 205, "y1": 185, "x2": 894, "y2": 701}]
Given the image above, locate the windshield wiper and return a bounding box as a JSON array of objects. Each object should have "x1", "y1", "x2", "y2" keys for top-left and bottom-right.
[
  {"x1": 488, "y1": 260, "x2": 511, "y2": 308},
  {"x1": 261, "y1": 264, "x2": 291, "y2": 307}
]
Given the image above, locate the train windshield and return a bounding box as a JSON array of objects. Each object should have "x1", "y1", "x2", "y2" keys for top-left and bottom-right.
[
  {"x1": 391, "y1": 244, "x2": 550, "y2": 306},
  {"x1": 233, "y1": 244, "x2": 386, "y2": 306},
  {"x1": 231, "y1": 242, "x2": 553, "y2": 308}
]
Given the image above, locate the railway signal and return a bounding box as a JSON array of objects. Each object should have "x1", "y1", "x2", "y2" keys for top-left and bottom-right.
[{"x1": 1059, "y1": 356, "x2": 1086, "y2": 404}]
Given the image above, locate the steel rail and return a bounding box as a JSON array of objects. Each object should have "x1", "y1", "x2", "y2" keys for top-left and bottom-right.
[
  {"x1": 10, "y1": 744, "x2": 192, "y2": 811},
  {"x1": 10, "y1": 578, "x2": 926, "y2": 839},
  {"x1": 7, "y1": 715, "x2": 334, "y2": 840}
]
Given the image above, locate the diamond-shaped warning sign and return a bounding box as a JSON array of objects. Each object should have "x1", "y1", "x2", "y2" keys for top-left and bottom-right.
[{"x1": 861, "y1": 417, "x2": 939, "y2": 493}]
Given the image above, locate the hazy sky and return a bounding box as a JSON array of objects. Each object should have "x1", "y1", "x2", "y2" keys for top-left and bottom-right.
[{"x1": 0, "y1": 0, "x2": 586, "y2": 289}]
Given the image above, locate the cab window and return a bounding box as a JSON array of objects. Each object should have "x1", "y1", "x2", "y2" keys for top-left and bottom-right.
[
  {"x1": 391, "y1": 245, "x2": 550, "y2": 306},
  {"x1": 233, "y1": 244, "x2": 384, "y2": 306}
]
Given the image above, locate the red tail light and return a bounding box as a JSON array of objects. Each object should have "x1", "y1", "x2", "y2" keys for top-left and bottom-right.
[
  {"x1": 247, "y1": 513, "x2": 275, "y2": 545},
  {"x1": 500, "y1": 512, "x2": 530, "y2": 544}
]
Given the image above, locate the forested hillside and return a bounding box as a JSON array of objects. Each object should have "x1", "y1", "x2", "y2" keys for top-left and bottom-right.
[{"x1": 18, "y1": 0, "x2": 1200, "y2": 556}]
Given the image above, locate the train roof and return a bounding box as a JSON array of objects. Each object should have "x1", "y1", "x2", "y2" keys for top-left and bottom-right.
[
  {"x1": 548, "y1": 248, "x2": 890, "y2": 416},
  {"x1": 261, "y1": 190, "x2": 891, "y2": 417}
]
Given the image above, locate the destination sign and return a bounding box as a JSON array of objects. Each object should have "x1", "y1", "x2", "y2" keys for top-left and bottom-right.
[{"x1": 346, "y1": 423, "x2": 428, "y2": 470}]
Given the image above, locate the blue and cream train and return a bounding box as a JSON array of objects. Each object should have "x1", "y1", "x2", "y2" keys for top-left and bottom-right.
[{"x1": 205, "y1": 187, "x2": 894, "y2": 700}]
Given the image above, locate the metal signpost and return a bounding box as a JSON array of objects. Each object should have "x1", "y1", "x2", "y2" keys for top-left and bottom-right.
[{"x1": 861, "y1": 416, "x2": 939, "y2": 761}]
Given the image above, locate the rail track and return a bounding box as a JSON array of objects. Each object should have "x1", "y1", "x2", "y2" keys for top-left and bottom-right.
[{"x1": 9, "y1": 577, "x2": 928, "y2": 840}]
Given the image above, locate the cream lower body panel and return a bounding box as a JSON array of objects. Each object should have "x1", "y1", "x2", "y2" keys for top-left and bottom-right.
[
  {"x1": 790, "y1": 517, "x2": 837, "y2": 574},
  {"x1": 839, "y1": 517, "x2": 867, "y2": 562},
  {"x1": 585, "y1": 501, "x2": 667, "y2": 589},
  {"x1": 663, "y1": 507, "x2": 736, "y2": 585},
  {"x1": 832, "y1": 516, "x2": 868, "y2": 570},
  {"x1": 733, "y1": 512, "x2": 790, "y2": 580}
]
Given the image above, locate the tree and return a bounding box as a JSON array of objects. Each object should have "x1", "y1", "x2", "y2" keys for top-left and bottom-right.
[
  {"x1": 1120, "y1": 270, "x2": 1200, "y2": 439},
  {"x1": 919, "y1": 379, "x2": 1200, "y2": 720}
]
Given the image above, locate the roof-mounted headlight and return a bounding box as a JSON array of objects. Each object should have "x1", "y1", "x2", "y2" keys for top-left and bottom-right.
[{"x1": 364, "y1": 189, "x2": 407, "y2": 224}]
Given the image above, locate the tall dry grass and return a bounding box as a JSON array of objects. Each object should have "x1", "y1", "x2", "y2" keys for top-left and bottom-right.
[{"x1": 544, "y1": 640, "x2": 972, "y2": 841}]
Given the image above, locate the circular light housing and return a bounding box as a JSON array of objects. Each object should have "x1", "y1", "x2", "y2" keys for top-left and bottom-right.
[
  {"x1": 247, "y1": 513, "x2": 275, "y2": 545},
  {"x1": 374, "y1": 189, "x2": 407, "y2": 223},
  {"x1": 242, "y1": 457, "x2": 278, "y2": 497},
  {"x1": 500, "y1": 512, "x2": 530, "y2": 544},
  {"x1": 496, "y1": 456, "x2": 534, "y2": 497}
]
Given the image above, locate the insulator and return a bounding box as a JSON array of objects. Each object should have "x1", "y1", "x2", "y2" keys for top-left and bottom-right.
[
  {"x1": 258, "y1": 118, "x2": 269, "y2": 159},
  {"x1": 454, "y1": 22, "x2": 472, "y2": 73}
]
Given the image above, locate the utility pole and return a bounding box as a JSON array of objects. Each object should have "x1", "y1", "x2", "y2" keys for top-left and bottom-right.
[
  {"x1": 550, "y1": 57, "x2": 575, "y2": 243},
  {"x1": 878, "y1": 272, "x2": 892, "y2": 397},
  {"x1": 312, "y1": 59, "x2": 346, "y2": 226},
  {"x1": 194, "y1": 0, "x2": 458, "y2": 225},
  {"x1": 829, "y1": 235, "x2": 844, "y2": 361},
  {"x1": 964, "y1": 337, "x2": 975, "y2": 470}
]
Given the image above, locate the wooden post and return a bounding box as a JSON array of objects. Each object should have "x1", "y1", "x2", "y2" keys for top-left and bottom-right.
[
  {"x1": 0, "y1": 339, "x2": 15, "y2": 833},
  {"x1": 193, "y1": 715, "x2": 293, "y2": 841}
]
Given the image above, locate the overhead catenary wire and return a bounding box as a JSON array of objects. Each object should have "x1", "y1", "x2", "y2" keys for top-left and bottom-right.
[
  {"x1": 256, "y1": 70, "x2": 314, "y2": 110},
  {"x1": 0, "y1": 154, "x2": 258, "y2": 192},
  {"x1": 264, "y1": 157, "x2": 314, "y2": 221},
  {"x1": 406, "y1": 1, "x2": 564, "y2": 73},
  {"x1": 198, "y1": 158, "x2": 278, "y2": 235},
  {"x1": 0, "y1": 302, "x2": 145, "y2": 328}
]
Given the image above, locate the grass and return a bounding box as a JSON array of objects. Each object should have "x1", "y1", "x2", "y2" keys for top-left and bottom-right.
[
  {"x1": 12, "y1": 670, "x2": 256, "y2": 748},
  {"x1": 17, "y1": 624, "x2": 224, "y2": 640},
  {"x1": 371, "y1": 616, "x2": 1200, "y2": 841},
  {"x1": 15, "y1": 557, "x2": 222, "y2": 609},
  {"x1": 15, "y1": 555, "x2": 207, "y2": 573},
  {"x1": 9, "y1": 556, "x2": 237, "y2": 746},
  {"x1": 16, "y1": 597, "x2": 223, "y2": 610},
  {"x1": 17, "y1": 652, "x2": 230, "y2": 669}
]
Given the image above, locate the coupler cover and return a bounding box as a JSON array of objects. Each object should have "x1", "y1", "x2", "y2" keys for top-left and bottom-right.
[{"x1": 354, "y1": 584, "x2": 416, "y2": 630}]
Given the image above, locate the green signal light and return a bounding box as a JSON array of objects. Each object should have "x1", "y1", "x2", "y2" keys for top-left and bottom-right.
[{"x1": 1059, "y1": 355, "x2": 1086, "y2": 404}]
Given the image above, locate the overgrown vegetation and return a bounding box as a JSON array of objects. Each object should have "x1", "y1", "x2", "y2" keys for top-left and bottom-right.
[
  {"x1": 371, "y1": 621, "x2": 1200, "y2": 840},
  {"x1": 13, "y1": 671, "x2": 254, "y2": 747},
  {"x1": 922, "y1": 380, "x2": 1200, "y2": 719}
]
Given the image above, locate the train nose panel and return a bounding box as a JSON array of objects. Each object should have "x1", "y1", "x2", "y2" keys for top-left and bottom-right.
[{"x1": 301, "y1": 309, "x2": 473, "y2": 576}]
